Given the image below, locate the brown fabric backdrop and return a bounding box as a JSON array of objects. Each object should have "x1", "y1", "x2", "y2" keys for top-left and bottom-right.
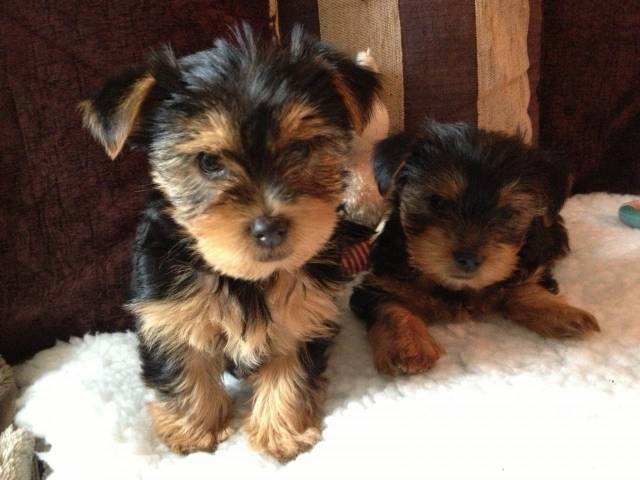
[
  {"x1": 0, "y1": 1, "x2": 269, "y2": 363},
  {"x1": 540, "y1": 1, "x2": 640, "y2": 193},
  {"x1": 398, "y1": 0, "x2": 479, "y2": 130},
  {"x1": 279, "y1": 0, "x2": 542, "y2": 138},
  {"x1": 527, "y1": 0, "x2": 542, "y2": 145}
]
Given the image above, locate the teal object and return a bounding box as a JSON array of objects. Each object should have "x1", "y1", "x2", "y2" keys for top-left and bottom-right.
[{"x1": 619, "y1": 200, "x2": 640, "y2": 228}]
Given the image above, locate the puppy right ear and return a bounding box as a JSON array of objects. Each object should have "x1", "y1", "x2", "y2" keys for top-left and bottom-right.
[{"x1": 373, "y1": 132, "x2": 414, "y2": 195}]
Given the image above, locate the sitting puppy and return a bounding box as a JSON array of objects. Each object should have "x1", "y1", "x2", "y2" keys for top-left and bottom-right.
[
  {"x1": 80, "y1": 25, "x2": 379, "y2": 460},
  {"x1": 351, "y1": 121, "x2": 600, "y2": 375}
]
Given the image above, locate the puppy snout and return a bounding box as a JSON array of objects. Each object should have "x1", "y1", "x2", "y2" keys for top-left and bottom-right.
[
  {"x1": 250, "y1": 216, "x2": 289, "y2": 248},
  {"x1": 453, "y1": 251, "x2": 483, "y2": 273}
]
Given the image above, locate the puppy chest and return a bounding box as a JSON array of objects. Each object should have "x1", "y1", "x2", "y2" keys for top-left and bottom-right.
[
  {"x1": 222, "y1": 272, "x2": 339, "y2": 365},
  {"x1": 265, "y1": 272, "x2": 339, "y2": 350}
]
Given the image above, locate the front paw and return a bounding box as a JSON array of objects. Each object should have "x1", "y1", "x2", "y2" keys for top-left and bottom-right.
[
  {"x1": 369, "y1": 308, "x2": 444, "y2": 375},
  {"x1": 150, "y1": 401, "x2": 233, "y2": 454},
  {"x1": 526, "y1": 305, "x2": 600, "y2": 338},
  {"x1": 246, "y1": 421, "x2": 321, "y2": 462}
]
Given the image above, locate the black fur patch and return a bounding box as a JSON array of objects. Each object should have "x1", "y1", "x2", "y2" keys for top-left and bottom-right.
[
  {"x1": 138, "y1": 333, "x2": 183, "y2": 398},
  {"x1": 298, "y1": 326, "x2": 338, "y2": 387},
  {"x1": 373, "y1": 132, "x2": 414, "y2": 195},
  {"x1": 128, "y1": 191, "x2": 203, "y2": 303}
]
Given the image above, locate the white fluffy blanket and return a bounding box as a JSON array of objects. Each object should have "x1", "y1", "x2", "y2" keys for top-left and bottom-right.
[{"x1": 14, "y1": 193, "x2": 640, "y2": 480}]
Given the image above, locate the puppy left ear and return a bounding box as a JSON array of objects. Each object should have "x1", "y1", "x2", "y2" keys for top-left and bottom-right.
[
  {"x1": 532, "y1": 150, "x2": 573, "y2": 226},
  {"x1": 289, "y1": 25, "x2": 381, "y2": 133}
]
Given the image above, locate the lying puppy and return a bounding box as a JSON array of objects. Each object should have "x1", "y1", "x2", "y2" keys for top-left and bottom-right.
[
  {"x1": 80, "y1": 25, "x2": 379, "y2": 460},
  {"x1": 351, "y1": 121, "x2": 600, "y2": 375}
]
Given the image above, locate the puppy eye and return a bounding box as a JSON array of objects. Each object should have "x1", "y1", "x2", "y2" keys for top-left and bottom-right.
[
  {"x1": 197, "y1": 152, "x2": 225, "y2": 178},
  {"x1": 287, "y1": 140, "x2": 312, "y2": 158},
  {"x1": 429, "y1": 194, "x2": 448, "y2": 211},
  {"x1": 498, "y1": 208, "x2": 516, "y2": 220}
]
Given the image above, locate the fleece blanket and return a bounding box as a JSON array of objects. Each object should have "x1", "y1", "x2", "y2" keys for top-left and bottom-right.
[{"x1": 13, "y1": 193, "x2": 640, "y2": 480}]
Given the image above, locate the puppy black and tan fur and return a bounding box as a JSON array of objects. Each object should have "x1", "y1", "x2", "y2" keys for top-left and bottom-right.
[
  {"x1": 80, "y1": 25, "x2": 378, "y2": 460},
  {"x1": 351, "y1": 121, "x2": 599, "y2": 375}
]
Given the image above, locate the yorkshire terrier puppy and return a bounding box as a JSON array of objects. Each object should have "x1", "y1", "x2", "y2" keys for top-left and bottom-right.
[
  {"x1": 351, "y1": 121, "x2": 600, "y2": 375},
  {"x1": 80, "y1": 25, "x2": 379, "y2": 460}
]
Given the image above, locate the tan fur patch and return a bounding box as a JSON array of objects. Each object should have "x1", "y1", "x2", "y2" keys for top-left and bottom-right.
[
  {"x1": 79, "y1": 75, "x2": 155, "y2": 159},
  {"x1": 400, "y1": 169, "x2": 467, "y2": 215},
  {"x1": 131, "y1": 275, "x2": 270, "y2": 371},
  {"x1": 131, "y1": 275, "x2": 223, "y2": 353},
  {"x1": 171, "y1": 111, "x2": 239, "y2": 157},
  {"x1": 222, "y1": 269, "x2": 338, "y2": 368},
  {"x1": 185, "y1": 196, "x2": 339, "y2": 281},
  {"x1": 277, "y1": 101, "x2": 341, "y2": 145},
  {"x1": 329, "y1": 71, "x2": 365, "y2": 134},
  {"x1": 245, "y1": 353, "x2": 324, "y2": 462},
  {"x1": 267, "y1": 270, "x2": 339, "y2": 351},
  {"x1": 407, "y1": 226, "x2": 520, "y2": 290},
  {"x1": 368, "y1": 303, "x2": 444, "y2": 375}
]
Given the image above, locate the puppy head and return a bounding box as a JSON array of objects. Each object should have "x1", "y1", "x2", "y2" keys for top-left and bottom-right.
[
  {"x1": 374, "y1": 121, "x2": 571, "y2": 290},
  {"x1": 80, "y1": 25, "x2": 379, "y2": 280}
]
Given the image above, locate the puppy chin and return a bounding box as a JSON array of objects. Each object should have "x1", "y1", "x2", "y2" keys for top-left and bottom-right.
[
  {"x1": 438, "y1": 273, "x2": 492, "y2": 291},
  {"x1": 255, "y1": 248, "x2": 292, "y2": 263},
  {"x1": 193, "y1": 237, "x2": 331, "y2": 281},
  {"x1": 435, "y1": 261, "x2": 516, "y2": 291},
  {"x1": 199, "y1": 249, "x2": 300, "y2": 281}
]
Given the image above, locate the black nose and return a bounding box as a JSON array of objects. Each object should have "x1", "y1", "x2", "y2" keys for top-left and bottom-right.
[
  {"x1": 454, "y1": 251, "x2": 482, "y2": 273},
  {"x1": 250, "y1": 216, "x2": 289, "y2": 248}
]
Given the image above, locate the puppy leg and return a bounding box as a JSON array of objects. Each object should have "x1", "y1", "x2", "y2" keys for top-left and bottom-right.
[
  {"x1": 140, "y1": 341, "x2": 232, "y2": 454},
  {"x1": 502, "y1": 283, "x2": 600, "y2": 338},
  {"x1": 245, "y1": 342, "x2": 329, "y2": 462},
  {"x1": 367, "y1": 303, "x2": 444, "y2": 375},
  {"x1": 351, "y1": 283, "x2": 444, "y2": 375}
]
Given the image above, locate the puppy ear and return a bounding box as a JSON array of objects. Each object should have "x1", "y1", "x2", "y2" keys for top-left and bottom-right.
[
  {"x1": 78, "y1": 66, "x2": 155, "y2": 159},
  {"x1": 289, "y1": 25, "x2": 381, "y2": 133},
  {"x1": 373, "y1": 132, "x2": 414, "y2": 195},
  {"x1": 78, "y1": 47, "x2": 180, "y2": 159},
  {"x1": 327, "y1": 57, "x2": 381, "y2": 134},
  {"x1": 532, "y1": 150, "x2": 573, "y2": 226}
]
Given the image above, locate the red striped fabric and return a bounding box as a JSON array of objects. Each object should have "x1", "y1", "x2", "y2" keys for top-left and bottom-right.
[{"x1": 341, "y1": 240, "x2": 372, "y2": 276}]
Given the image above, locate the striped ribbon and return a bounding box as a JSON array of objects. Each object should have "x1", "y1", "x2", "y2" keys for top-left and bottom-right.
[{"x1": 341, "y1": 239, "x2": 372, "y2": 276}]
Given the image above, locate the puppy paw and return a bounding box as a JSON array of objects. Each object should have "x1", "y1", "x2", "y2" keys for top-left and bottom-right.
[
  {"x1": 511, "y1": 302, "x2": 600, "y2": 339},
  {"x1": 504, "y1": 283, "x2": 600, "y2": 339},
  {"x1": 536, "y1": 306, "x2": 601, "y2": 338},
  {"x1": 165, "y1": 425, "x2": 234, "y2": 455},
  {"x1": 246, "y1": 422, "x2": 321, "y2": 462},
  {"x1": 150, "y1": 401, "x2": 233, "y2": 454},
  {"x1": 369, "y1": 307, "x2": 444, "y2": 376}
]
